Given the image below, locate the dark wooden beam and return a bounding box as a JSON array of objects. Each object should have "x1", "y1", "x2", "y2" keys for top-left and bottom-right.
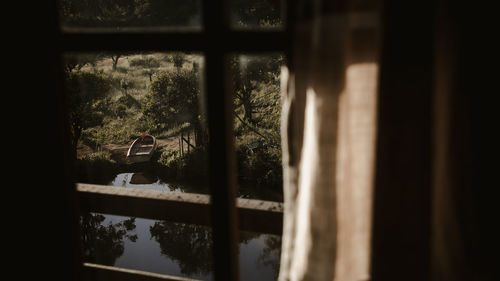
[
  {"x1": 77, "y1": 183, "x2": 283, "y2": 235},
  {"x1": 57, "y1": 31, "x2": 286, "y2": 52},
  {"x1": 82, "y1": 263, "x2": 200, "y2": 281}
]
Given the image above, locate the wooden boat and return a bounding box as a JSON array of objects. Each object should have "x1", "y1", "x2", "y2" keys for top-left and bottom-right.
[{"x1": 126, "y1": 134, "x2": 157, "y2": 163}]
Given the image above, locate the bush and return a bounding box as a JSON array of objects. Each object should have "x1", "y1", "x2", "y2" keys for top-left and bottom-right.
[
  {"x1": 156, "y1": 147, "x2": 208, "y2": 181},
  {"x1": 129, "y1": 56, "x2": 160, "y2": 68},
  {"x1": 115, "y1": 104, "x2": 127, "y2": 118},
  {"x1": 158, "y1": 149, "x2": 180, "y2": 170},
  {"x1": 236, "y1": 142, "x2": 282, "y2": 189},
  {"x1": 76, "y1": 151, "x2": 118, "y2": 183}
]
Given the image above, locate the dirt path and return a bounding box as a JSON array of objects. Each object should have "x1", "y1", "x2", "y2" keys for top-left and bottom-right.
[{"x1": 77, "y1": 136, "x2": 180, "y2": 164}]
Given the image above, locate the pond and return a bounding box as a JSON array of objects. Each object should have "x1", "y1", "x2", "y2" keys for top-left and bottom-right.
[{"x1": 81, "y1": 172, "x2": 281, "y2": 281}]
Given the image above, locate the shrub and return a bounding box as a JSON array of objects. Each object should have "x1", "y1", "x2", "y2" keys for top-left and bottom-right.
[
  {"x1": 115, "y1": 104, "x2": 127, "y2": 118},
  {"x1": 236, "y1": 142, "x2": 282, "y2": 190},
  {"x1": 76, "y1": 151, "x2": 118, "y2": 183},
  {"x1": 158, "y1": 149, "x2": 180, "y2": 170},
  {"x1": 156, "y1": 147, "x2": 208, "y2": 181},
  {"x1": 129, "y1": 56, "x2": 160, "y2": 68}
]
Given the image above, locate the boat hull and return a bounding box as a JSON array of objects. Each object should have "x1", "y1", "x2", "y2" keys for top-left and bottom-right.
[{"x1": 126, "y1": 134, "x2": 157, "y2": 163}]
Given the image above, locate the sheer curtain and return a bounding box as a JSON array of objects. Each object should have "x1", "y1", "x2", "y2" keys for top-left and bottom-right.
[{"x1": 278, "y1": 2, "x2": 380, "y2": 281}]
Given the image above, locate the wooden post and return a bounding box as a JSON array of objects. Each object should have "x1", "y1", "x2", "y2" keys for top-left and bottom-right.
[
  {"x1": 179, "y1": 136, "x2": 182, "y2": 156},
  {"x1": 187, "y1": 131, "x2": 191, "y2": 153},
  {"x1": 181, "y1": 131, "x2": 184, "y2": 155}
]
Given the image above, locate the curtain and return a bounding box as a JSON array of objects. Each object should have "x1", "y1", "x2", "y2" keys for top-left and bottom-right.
[{"x1": 278, "y1": 2, "x2": 380, "y2": 281}]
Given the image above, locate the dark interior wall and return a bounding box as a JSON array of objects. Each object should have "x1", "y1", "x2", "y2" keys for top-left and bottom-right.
[
  {"x1": 373, "y1": 0, "x2": 499, "y2": 280},
  {"x1": 433, "y1": 1, "x2": 499, "y2": 280},
  {"x1": 10, "y1": 2, "x2": 82, "y2": 280},
  {"x1": 371, "y1": 0, "x2": 433, "y2": 280}
]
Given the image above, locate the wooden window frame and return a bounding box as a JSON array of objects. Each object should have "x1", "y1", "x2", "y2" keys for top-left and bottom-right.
[{"x1": 54, "y1": 1, "x2": 293, "y2": 281}]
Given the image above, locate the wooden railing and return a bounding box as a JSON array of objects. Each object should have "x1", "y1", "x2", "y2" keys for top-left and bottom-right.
[
  {"x1": 77, "y1": 183, "x2": 283, "y2": 280},
  {"x1": 77, "y1": 183, "x2": 283, "y2": 235},
  {"x1": 83, "y1": 263, "x2": 201, "y2": 281}
]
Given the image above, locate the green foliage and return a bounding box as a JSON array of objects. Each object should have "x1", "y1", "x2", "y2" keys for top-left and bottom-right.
[
  {"x1": 81, "y1": 117, "x2": 141, "y2": 147},
  {"x1": 116, "y1": 92, "x2": 140, "y2": 109},
  {"x1": 230, "y1": 55, "x2": 284, "y2": 190},
  {"x1": 66, "y1": 52, "x2": 283, "y2": 193},
  {"x1": 60, "y1": 0, "x2": 201, "y2": 28},
  {"x1": 233, "y1": 55, "x2": 283, "y2": 146},
  {"x1": 66, "y1": 70, "x2": 112, "y2": 148},
  {"x1": 80, "y1": 213, "x2": 137, "y2": 265},
  {"x1": 142, "y1": 69, "x2": 202, "y2": 134},
  {"x1": 157, "y1": 149, "x2": 180, "y2": 170},
  {"x1": 150, "y1": 221, "x2": 213, "y2": 276},
  {"x1": 172, "y1": 53, "x2": 185, "y2": 69},
  {"x1": 237, "y1": 142, "x2": 282, "y2": 190},
  {"x1": 156, "y1": 147, "x2": 208, "y2": 181},
  {"x1": 76, "y1": 151, "x2": 119, "y2": 183},
  {"x1": 129, "y1": 56, "x2": 161, "y2": 68},
  {"x1": 115, "y1": 103, "x2": 127, "y2": 118},
  {"x1": 231, "y1": 0, "x2": 281, "y2": 28},
  {"x1": 79, "y1": 151, "x2": 115, "y2": 163}
]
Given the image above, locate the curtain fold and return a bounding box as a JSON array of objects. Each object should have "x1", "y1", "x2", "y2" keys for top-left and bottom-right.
[{"x1": 279, "y1": 3, "x2": 380, "y2": 280}]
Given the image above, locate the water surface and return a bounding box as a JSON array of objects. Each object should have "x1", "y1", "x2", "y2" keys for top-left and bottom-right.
[{"x1": 81, "y1": 172, "x2": 281, "y2": 281}]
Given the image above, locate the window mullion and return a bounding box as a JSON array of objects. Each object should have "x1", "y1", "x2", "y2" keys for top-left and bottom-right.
[{"x1": 203, "y1": 0, "x2": 240, "y2": 280}]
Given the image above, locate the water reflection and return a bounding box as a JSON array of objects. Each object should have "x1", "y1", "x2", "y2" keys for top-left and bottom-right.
[
  {"x1": 150, "y1": 221, "x2": 213, "y2": 276},
  {"x1": 80, "y1": 213, "x2": 137, "y2": 265},
  {"x1": 110, "y1": 172, "x2": 209, "y2": 194},
  {"x1": 82, "y1": 213, "x2": 281, "y2": 280},
  {"x1": 110, "y1": 172, "x2": 280, "y2": 201}
]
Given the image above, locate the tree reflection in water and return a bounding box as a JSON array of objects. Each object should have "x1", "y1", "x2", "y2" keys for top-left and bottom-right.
[
  {"x1": 150, "y1": 221, "x2": 213, "y2": 276},
  {"x1": 150, "y1": 220, "x2": 281, "y2": 279},
  {"x1": 80, "y1": 213, "x2": 281, "y2": 280},
  {"x1": 257, "y1": 235, "x2": 281, "y2": 280},
  {"x1": 80, "y1": 213, "x2": 137, "y2": 265}
]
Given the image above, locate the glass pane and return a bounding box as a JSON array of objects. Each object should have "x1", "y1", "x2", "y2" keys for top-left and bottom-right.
[
  {"x1": 239, "y1": 231, "x2": 282, "y2": 281},
  {"x1": 231, "y1": 54, "x2": 285, "y2": 202},
  {"x1": 231, "y1": 54, "x2": 284, "y2": 281},
  {"x1": 63, "y1": 52, "x2": 209, "y2": 194},
  {"x1": 58, "y1": 0, "x2": 201, "y2": 32},
  {"x1": 230, "y1": 0, "x2": 284, "y2": 30},
  {"x1": 81, "y1": 213, "x2": 280, "y2": 280}
]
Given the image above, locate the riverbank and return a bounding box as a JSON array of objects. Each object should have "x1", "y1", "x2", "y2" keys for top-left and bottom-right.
[
  {"x1": 77, "y1": 136, "x2": 179, "y2": 165},
  {"x1": 76, "y1": 135, "x2": 283, "y2": 202}
]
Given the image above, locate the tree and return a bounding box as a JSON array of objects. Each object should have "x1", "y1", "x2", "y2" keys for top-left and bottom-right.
[
  {"x1": 232, "y1": 55, "x2": 282, "y2": 124},
  {"x1": 172, "y1": 52, "x2": 185, "y2": 70},
  {"x1": 142, "y1": 69, "x2": 207, "y2": 146},
  {"x1": 65, "y1": 71, "x2": 112, "y2": 149},
  {"x1": 64, "y1": 53, "x2": 103, "y2": 72},
  {"x1": 129, "y1": 55, "x2": 161, "y2": 81},
  {"x1": 150, "y1": 221, "x2": 213, "y2": 276},
  {"x1": 59, "y1": 0, "x2": 200, "y2": 29},
  {"x1": 110, "y1": 54, "x2": 121, "y2": 71},
  {"x1": 80, "y1": 214, "x2": 137, "y2": 266},
  {"x1": 232, "y1": 0, "x2": 282, "y2": 27},
  {"x1": 149, "y1": 221, "x2": 261, "y2": 277}
]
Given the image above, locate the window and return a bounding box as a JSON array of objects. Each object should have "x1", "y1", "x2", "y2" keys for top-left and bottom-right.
[{"x1": 56, "y1": 0, "x2": 289, "y2": 280}]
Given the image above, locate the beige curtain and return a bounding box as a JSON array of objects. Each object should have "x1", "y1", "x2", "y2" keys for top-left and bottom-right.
[{"x1": 279, "y1": 4, "x2": 380, "y2": 281}]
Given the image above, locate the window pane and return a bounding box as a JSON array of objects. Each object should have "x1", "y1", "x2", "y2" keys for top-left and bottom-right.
[
  {"x1": 81, "y1": 213, "x2": 280, "y2": 280},
  {"x1": 63, "y1": 52, "x2": 209, "y2": 194},
  {"x1": 58, "y1": 0, "x2": 201, "y2": 32},
  {"x1": 230, "y1": 0, "x2": 284, "y2": 30},
  {"x1": 231, "y1": 54, "x2": 284, "y2": 202},
  {"x1": 231, "y1": 54, "x2": 284, "y2": 281}
]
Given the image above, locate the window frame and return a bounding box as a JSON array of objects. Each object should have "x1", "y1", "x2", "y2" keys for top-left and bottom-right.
[{"x1": 54, "y1": 1, "x2": 292, "y2": 280}]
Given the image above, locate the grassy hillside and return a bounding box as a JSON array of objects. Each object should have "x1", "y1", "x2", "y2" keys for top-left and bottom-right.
[
  {"x1": 67, "y1": 52, "x2": 283, "y2": 193},
  {"x1": 72, "y1": 52, "x2": 202, "y2": 149}
]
